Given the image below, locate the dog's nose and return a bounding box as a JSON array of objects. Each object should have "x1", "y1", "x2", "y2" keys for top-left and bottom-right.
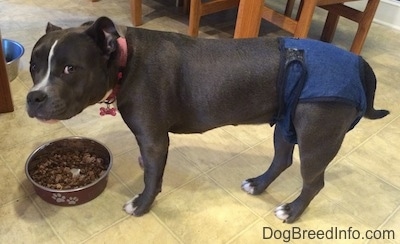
[{"x1": 27, "y1": 90, "x2": 48, "y2": 106}]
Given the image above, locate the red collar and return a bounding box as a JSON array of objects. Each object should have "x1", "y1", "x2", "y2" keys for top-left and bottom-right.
[
  {"x1": 117, "y1": 37, "x2": 128, "y2": 69},
  {"x1": 99, "y1": 37, "x2": 127, "y2": 116}
]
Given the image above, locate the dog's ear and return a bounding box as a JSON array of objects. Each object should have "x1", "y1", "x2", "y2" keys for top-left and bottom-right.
[
  {"x1": 84, "y1": 16, "x2": 119, "y2": 59},
  {"x1": 46, "y1": 23, "x2": 62, "y2": 33}
]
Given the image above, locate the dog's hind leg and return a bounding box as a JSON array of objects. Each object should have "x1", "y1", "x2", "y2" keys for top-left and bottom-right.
[
  {"x1": 241, "y1": 126, "x2": 295, "y2": 195},
  {"x1": 274, "y1": 103, "x2": 358, "y2": 223}
]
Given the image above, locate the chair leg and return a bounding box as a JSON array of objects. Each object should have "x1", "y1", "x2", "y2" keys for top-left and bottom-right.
[
  {"x1": 188, "y1": 0, "x2": 202, "y2": 37},
  {"x1": 284, "y1": 0, "x2": 303, "y2": 20},
  {"x1": 295, "y1": 0, "x2": 304, "y2": 20},
  {"x1": 350, "y1": 0, "x2": 379, "y2": 54},
  {"x1": 183, "y1": 0, "x2": 190, "y2": 14},
  {"x1": 285, "y1": 0, "x2": 296, "y2": 17},
  {"x1": 293, "y1": 0, "x2": 317, "y2": 38},
  {"x1": 320, "y1": 11, "x2": 339, "y2": 43},
  {"x1": 130, "y1": 0, "x2": 143, "y2": 26},
  {"x1": 234, "y1": 0, "x2": 263, "y2": 38}
]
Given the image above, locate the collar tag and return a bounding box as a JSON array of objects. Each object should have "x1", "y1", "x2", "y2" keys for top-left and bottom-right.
[
  {"x1": 99, "y1": 84, "x2": 120, "y2": 116},
  {"x1": 100, "y1": 103, "x2": 117, "y2": 116},
  {"x1": 98, "y1": 37, "x2": 127, "y2": 117}
]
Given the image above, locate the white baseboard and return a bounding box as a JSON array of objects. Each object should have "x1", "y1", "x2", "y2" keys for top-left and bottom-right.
[{"x1": 346, "y1": 0, "x2": 400, "y2": 30}]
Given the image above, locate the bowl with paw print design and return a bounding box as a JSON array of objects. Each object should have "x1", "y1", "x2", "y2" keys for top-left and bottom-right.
[{"x1": 25, "y1": 137, "x2": 112, "y2": 206}]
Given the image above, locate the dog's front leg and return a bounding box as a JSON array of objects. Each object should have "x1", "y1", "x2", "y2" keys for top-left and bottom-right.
[{"x1": 123, "y1": 133, "x2": 169, "y2": 216}]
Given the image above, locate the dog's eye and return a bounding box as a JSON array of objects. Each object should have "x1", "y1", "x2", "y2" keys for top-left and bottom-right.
[{"x1": 63, "y1": 65, "x2": 75, "y2": 74}]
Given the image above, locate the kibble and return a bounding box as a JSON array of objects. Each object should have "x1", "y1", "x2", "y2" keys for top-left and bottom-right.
[{"x1": 29, "y1": 151, "x2": 107, "y2": 190}]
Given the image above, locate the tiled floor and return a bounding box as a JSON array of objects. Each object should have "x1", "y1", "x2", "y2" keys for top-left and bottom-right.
[{"x1": 1, "y1": 0, "x2": 399, "y2": 243}]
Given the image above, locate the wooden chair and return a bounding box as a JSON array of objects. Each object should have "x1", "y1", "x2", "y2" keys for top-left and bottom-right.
[
  {"x1": 187, "y1": 0, "x2": 239, "y2": 37},
  {"x1": 130, "y1": 0, "x2": 379, "y2": 53},
  {"x1": 129, "y1": 0, "x2": 239, "y2": 36},
  {"x1": 130, "y1": 0, "x2": 186, "y2": 27},
  {"x1": 258, "y1": 0, "x2": 380, "y2": 54}
]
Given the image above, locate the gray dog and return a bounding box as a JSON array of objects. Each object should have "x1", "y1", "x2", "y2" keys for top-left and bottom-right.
[{"x1": 26, "y1": 17, "x2": 388, "y2": 223}]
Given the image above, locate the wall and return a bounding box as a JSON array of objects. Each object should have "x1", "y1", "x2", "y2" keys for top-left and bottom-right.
[{"x1": 347, "y1": 0, "x2": 400, "y2": 30}]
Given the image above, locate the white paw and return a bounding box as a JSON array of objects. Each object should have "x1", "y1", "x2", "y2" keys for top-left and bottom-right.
[
  {"x1": 241, "y1": 180, "x2": 255, "y2": 195},
  {"x1": 123, "y1": 195, "x2": 139, "y2": 215},
  {"x1": 275, "y1": 204, "x2": 290, "y2": 221}
]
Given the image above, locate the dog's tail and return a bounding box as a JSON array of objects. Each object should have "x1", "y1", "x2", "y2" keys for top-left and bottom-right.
[{"x1": 361, "y1": 58, "x2": 389, "y2": 119}]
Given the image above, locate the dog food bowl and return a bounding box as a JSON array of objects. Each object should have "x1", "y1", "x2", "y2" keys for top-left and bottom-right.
[
  {"x1": 25, "y1": 137, "x2": 112, "y2": 206},
  {"x1": 2, "y1": 39, "x2": 24, "y2": 81}
]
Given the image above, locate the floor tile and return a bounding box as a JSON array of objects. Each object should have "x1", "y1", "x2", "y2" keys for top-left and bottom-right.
[
  {"x1": 228, "y1": 219, "x2": 280, "y2": 244},
  {"x1": 84, "y1": 214, "x2": 181, "y2": 243},
  {"x1": 0, "y1": 158, "x2": 29, "y2": 206},
  {"x1": 347, "y1": 116, "x2": 400, "y2": 189},
  {"x1": 110, "y1": 147, "x2": 203, "y2": 200},
  {"x1": 0, "y1": 197, "x2": 61, "y2": 243},
  {"x1": 222, "y1": 124, "x2": 274, "y2": 147},
  {"x1": 169, "y1": 128, "x2": 250, "y2": 172},
  {"x1": 152, "y1": 175, "x2": 259, "y2": 243},
  {"x1": 324, "y1": 159, "x2": 400, "y2": 228},
  {"x1": 208, "y1": 141, "x2": 302, "y2": 216},
  {"x1": 374, "y1": 208, "x2": 400, "y2": 243}
]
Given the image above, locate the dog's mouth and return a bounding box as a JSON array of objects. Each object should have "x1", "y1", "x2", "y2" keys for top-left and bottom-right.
[
  {"x1": 30, "y1": 112, "x2": 73, "y2": 124},
  {"x1": 27, "y1": 106, "x2": 70, "y2": 124},
  {"x1": 27, "y1": 112, "x2": 60, "y2": 124}
]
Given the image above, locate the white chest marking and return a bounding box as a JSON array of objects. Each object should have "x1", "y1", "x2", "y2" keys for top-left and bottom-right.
[{"x1": 31, "y1": 40, "x2": 58, "y2": 91}]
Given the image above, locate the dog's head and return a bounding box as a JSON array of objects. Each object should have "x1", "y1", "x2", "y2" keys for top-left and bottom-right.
[{"x1": 26, "y1": 16, "x2": 122, "y2": 123}]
